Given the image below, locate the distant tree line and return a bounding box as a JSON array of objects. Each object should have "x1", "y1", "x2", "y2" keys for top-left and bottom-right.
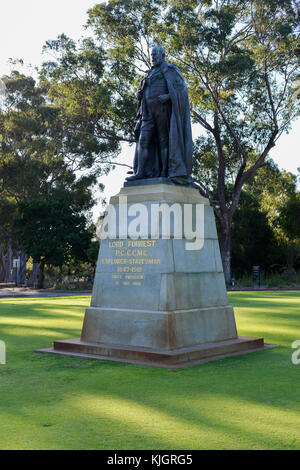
[
  {"x1": 229, "y1": 161, "x2": 300, "y2": 281},
  {"x1": 0, "y1": 73, "x2": 100, "y2": 288},
  {"x1": 0, "y1": 0, "x2": 299, "y2": 287}
]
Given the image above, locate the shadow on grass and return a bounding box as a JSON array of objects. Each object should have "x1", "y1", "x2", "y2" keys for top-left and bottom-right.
[{"x1": 0, "y1": 292, "x2": 299, "y2": 449}]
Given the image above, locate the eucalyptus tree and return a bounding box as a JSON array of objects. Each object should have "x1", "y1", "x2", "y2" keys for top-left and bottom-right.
[
  {"x1": 0, "y1": 71, "x2": 97, "y2": 284},
  {"x1": 41, "y1": 0, "x2": 300, "y2": 282}
]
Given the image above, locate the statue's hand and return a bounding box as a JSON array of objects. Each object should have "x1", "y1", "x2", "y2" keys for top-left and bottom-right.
[{"x1": 158, "y1": 94, "x2": 170, "y2": 104}]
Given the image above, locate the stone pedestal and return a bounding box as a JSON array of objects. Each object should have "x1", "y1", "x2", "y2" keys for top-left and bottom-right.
[{"x1": 37, "y1": 183, "x2": 268, "y2": 368}]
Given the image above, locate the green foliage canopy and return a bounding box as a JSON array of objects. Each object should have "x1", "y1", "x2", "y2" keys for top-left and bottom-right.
[{"x1": 14, "y1": 195, "x2": 92, "y2": 267}]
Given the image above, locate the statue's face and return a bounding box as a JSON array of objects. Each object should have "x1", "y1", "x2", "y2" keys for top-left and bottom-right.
[{"x1": 151, "y1": 48, "x2": 164, "y2": 67}]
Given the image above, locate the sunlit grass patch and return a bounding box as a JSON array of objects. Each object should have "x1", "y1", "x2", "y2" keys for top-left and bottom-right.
[{"x1": 0, "y1": 292, "x2": 299, "y2": 450}]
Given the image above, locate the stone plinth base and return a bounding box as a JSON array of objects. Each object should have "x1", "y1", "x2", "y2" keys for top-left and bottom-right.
[
  {"x1": 36, "y1": 336, "x2": 272, "y2": 369},
  {"x1": 80, "y1": 305, "x2": 238, "y2": 350},
  {"x1": 37, "y1": 183, "x2": 274, "y2": 368}
]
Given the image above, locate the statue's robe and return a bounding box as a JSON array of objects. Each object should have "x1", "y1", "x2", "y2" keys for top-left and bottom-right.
[{"x1": 133, "y1": 61, "x2": 193, "y2": 184}]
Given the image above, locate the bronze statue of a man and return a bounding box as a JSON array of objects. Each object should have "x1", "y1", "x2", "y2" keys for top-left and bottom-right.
[{"x1": 126, "y1": 45, "x2": 193, "y2": 185}]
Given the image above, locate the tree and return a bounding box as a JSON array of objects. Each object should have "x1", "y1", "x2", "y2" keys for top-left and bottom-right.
[
  {"x1": 40, "y1": 34, "x2": 137, "y2": 176},
  {"x1": 0, "y1": 70, "x2": 98, "y2": 285},
  {"x1": 18, "y1": 1, "x2": 297, "y2": 284},
  {"x1": 0, "y1": 198, "x2": 17, "y2": 282},
  {"x1": 0, "y1": 70, "x2": 105, "y2": 197},
  {"x1": 14, "y1": 194, "x2": 92, "y2": 288},
  {"x1": 276, "y1": 193, "x2": 300, "y2": 276},
  {"x1": 229, "y1": 161, "x2": 299, "y2": 277},
  {"x1": 165, "y1": 0, "x2": 299, "y2": 283},
  {"x1": 230, "y1": 190, "x2": 275, "y2": 276},
  {"x1": 81, "y1": 0, "x2": 300, "y2": 283},
  {"x1": 278, "y1": 193, "x2": 300, "y2": 241},
  {"x1": 244, "y1": 159, "x2": 298, "y2": 231}
]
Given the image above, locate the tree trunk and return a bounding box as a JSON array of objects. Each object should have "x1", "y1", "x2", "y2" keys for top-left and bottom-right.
[
  {"x1": 27, "y1": 264, "x2": 33, "y2": 287},
  {"x1": 6, "y1": 240, "x2": 13, "y2": 283},
  {"x1": 37, "y1": 261, "x2": 45, "y2": 289},
  {"x1": 18, "y1": 251, "x2": 27, "y2": 285},
  {"x1": 27, "y1": 262, "x2": 39, "y2": 287},
  {"x1": 219, "y1": 228, "x2": 232, "y2": 286},
  {"x1": 33, "y1": 263, "x2": 39, "y2": 288},
  {"x1": 0, "y1": 245, "x2": 6, "y2": 282}
]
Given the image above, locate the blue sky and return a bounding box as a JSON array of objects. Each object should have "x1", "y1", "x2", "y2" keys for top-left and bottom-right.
[{"x1": 0, "y1": 0, "x2": 299, "y2": 217}]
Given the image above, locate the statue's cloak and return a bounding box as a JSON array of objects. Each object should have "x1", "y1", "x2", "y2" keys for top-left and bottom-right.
[{"x1": 133, "y1": 61, "x2": 193, "y2": 184}]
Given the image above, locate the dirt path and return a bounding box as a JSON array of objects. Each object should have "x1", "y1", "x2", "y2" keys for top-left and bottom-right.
[{"x1": 0, "y1": 287, "x2": 92, "y2": 299}]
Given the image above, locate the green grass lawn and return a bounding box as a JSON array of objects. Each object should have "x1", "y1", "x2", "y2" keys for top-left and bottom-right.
[{"x1": 0, "y1": 292, "x2": 299, "y2": 450}]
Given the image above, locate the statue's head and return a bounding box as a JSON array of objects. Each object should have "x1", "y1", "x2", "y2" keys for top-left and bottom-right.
[{"x1": 151, "y1": 45, "x2": 166, "y2": 67}]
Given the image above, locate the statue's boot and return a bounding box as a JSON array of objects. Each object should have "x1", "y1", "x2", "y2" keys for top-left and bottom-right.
[
  {"x1": 126, "y1": 149, "x2": 148, "y2": 181},
  {"x1": 126, "y1": 173, "x2": 145, "y2": 181}
]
